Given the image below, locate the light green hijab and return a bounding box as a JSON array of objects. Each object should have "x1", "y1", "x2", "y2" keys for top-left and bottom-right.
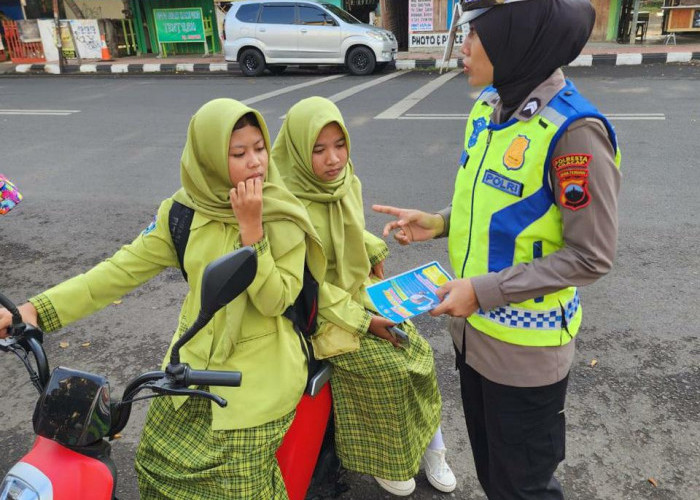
[
  {"x1": 271, "y1": 96, "x2": 368, "y2": 295},
  {"x1": 172, "y1": 98, "x2": 325, "y2": 282}
]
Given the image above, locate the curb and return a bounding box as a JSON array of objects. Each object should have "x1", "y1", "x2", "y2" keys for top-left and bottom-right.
[
  {"x1": 10, "y1": 62, "x2": 240, "y2": 75},
  {"x1": 396, "y1": 51, "x2": 700, "y2": 70},
  {"x1": 5, "y1": 51, "x2": 699, "y2": 75}
]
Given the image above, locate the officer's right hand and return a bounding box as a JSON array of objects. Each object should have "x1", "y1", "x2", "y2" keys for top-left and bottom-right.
[
  {"x1": 372, "y1": 205, "x2": 445, "y2": 245},
  {"x1": 0, "y1": 303, "x2": 38, "y2": 339}
]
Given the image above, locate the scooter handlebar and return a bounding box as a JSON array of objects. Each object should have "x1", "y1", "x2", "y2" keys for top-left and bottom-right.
[{"x1": 184, "y1": 368, "x2": 242, "y2": 388}]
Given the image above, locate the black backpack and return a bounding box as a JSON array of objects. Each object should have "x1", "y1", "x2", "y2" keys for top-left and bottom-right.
[{"x1": 168, "y1": 201, "x2": 319, "y2": 339}]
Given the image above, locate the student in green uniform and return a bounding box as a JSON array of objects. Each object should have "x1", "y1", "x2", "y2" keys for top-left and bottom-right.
[
  {"x1": 271, "y1": 96, "x2": 456, "y2": 497},
  {"x1": 0, "y1": 98, "x2": 325, "y2": 500}
]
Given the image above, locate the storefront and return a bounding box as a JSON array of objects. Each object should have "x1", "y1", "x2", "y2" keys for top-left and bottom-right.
[
  {"x1": 662, "y1": 0, "x2": 700, "y2": 33},
  {"x1": 0, "y1": 0, "x2": 25, "y2": 21},
  {"x1": 405, "y1": 0, "x2": 618, "y2": 50},
  {"x1": 128, "y1": 0, "x2": 220, "y2": 55},
  {"x1": 343, "y1": 0, "x2": 378, "y2": 23}
]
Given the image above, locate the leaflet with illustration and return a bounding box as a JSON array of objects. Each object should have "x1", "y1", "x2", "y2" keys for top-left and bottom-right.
[{"x1": 366, "y1": 261, "x2": 453, "y2": 323}]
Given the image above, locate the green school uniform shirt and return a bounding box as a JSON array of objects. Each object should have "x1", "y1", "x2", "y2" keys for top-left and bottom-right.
[
  {"x1": 272, "y1": 97, "x2": 387, "y2": 358},
  {"x1": 30, "y1": 99, "x2": 325, "y2": 430}
]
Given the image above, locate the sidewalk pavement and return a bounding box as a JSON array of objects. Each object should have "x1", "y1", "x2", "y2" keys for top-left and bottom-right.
[{"x1": 1, "y1": 34, "x2": 699, "y2": 76}]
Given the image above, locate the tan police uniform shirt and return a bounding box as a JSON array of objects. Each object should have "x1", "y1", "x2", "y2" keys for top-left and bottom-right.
[{"x1": 439, "y1": 69, "x2": 622, "y2": 387}]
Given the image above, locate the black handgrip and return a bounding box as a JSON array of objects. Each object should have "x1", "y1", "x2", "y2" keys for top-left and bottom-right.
[{"x1": 184, "y1": 368, "x2": 242, "y2": 388}]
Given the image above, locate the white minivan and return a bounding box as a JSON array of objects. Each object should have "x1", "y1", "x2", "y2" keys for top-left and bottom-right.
[{"x1": 223, "y1": 0, "x2": 398, "y2": 76}]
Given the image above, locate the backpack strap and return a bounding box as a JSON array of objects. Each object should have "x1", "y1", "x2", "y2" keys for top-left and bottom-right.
[
  {"x1": 168, "y1": 201, "x2": 195, "y2": 282},
  {"x1": 283, "y1": 264, "x2": 318, "y2": 338},
  {"x1": 283, "y1": 264, "x2": 321, "y2": 378}
]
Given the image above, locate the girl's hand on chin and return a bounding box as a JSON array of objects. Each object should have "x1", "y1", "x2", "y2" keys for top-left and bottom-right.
[{"x1": 231, "y1": 177, "x2": 264, "y2": 246}]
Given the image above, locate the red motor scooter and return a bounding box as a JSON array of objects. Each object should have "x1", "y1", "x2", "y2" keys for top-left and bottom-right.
[{"x1": 0, "y1": 248, "x2": 342, "y2": 500}]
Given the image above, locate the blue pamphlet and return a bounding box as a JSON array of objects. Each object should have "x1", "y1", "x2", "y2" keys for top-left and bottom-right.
[{"x1": 365, "y1": 261, "x2": 453, "y2": 324}]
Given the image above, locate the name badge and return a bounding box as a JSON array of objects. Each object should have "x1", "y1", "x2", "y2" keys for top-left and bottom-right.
[{"x1": 482, "y1": 169, "x2": 524, "y2": 197}]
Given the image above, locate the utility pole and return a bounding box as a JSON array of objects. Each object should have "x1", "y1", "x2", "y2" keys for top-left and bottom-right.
[
  {"x1": 53, "y1": 0, "x2": 63, "y2": 72},
  {"x1": 629, "y1": 0, "x2": 641, "y2": 44}
]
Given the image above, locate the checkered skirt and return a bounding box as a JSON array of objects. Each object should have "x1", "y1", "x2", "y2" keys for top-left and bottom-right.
[
  {"x1": 135, "y1": 395, "x2": 293, "y2": 500},
  {"x1": 330, "y1": 319, "x2": 442, "y2": 480}
]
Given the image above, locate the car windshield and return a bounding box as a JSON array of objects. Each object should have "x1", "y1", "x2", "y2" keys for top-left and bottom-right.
[{"x1": 321, "y1": 3, "x2": 361, "y2": 24}]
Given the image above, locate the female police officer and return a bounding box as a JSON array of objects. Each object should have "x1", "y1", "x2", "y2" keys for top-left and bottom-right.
[{"x1": 374, "y1": 0, "x2": 621, "y2": 498}]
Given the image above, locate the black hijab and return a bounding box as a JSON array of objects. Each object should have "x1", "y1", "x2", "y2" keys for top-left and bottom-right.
[{"x1": 471, "y1": 0, "x2": 595, "y2": 117}]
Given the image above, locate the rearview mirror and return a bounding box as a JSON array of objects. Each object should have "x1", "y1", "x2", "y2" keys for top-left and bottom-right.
[
  {"x1": 170, "y1": 247, "x2": 257, "y2": 365},
  {"x1": 200, "y1": 247, "x2": 257, "y2": 319}
]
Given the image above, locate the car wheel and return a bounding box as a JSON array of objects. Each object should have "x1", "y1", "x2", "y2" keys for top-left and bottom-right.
[
  {"x1": 239, "y1": 48, "x2": 265, "y2": 77},
  {"x1": 267, "y1": 65, "x2": 287, "y2": 75},
  {"x1": 346, "y1": 46, "x2": 375, "y2": 76}
]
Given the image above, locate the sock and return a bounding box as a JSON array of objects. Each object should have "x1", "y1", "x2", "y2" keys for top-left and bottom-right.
[{"x1": 427, "y1": 426, "x2": 445, "y2": 451}]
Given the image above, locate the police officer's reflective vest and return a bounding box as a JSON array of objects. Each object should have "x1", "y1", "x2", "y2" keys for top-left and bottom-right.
[{"x1": 449, "y1": 81, "x2": 621, "y2": 347}]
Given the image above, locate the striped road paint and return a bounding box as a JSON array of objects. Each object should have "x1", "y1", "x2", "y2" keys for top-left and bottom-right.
[{"x1": 0, "y1": 109, "x2": 81, "y2": 116}]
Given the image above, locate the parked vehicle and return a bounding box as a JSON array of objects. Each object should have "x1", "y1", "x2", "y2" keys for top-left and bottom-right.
[
  {"x1": 0, "y1": 248, "x2": 339, "y2": 500},
  {"x1": 223, "y1": 0, "x2": 398, "y2": 76}
]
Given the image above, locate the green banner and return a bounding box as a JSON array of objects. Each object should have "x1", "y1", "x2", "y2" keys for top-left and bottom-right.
[{"x1": 153, "y1": 8, "x2": 205, "y2": 44}]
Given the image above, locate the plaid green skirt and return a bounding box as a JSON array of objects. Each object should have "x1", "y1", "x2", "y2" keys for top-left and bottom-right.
[
  {"x1": 329, "y1": 320, "x2": 442, "y2": 480},
  {"x1": 135, "y1": 395, "x2": 293, "y2": 500}
]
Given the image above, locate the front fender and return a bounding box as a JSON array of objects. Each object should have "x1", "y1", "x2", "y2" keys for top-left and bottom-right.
[
  {"x1": 226, "y1": 38, "x2": 267, "y2": 62},
  {"x1": 340, "y1": 37, "x2": 383, "y2": 60},
  {"x1": 11, "y1": 437, "x2": 115, "y2": 500}
]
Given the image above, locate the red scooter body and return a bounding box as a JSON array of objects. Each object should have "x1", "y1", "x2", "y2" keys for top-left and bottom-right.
[
  {"x1": 277, "y1": 383, "x2": 333, "y2": 500},
  {"x1": 19, "y1": 437, "x2": 115, "y2": 500},
  {"x1": 1, "y1": 251, "x2": 341, "y2": 500},
  {"x1": 3, "y1": 361, "x2": 335, "y2": 500}
]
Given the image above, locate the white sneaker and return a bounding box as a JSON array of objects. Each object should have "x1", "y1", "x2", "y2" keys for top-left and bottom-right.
[
  {"x1": 374, "y1": 476, "x2": 416, "y2": 496},
  {"x1": 421, "y1": 448, "x2": 457, "y2": 493}
]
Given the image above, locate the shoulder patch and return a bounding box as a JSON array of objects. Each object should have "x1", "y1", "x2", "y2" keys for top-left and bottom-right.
[
  {"x1": 552, "y1": 154, "x2": 592, "y2": 211},
  {"x1": 142, "y1": 214, "x2": 157, "y2": 235},
  {"x1": 468, "y1": 117, "x2": 488, "y2": 148},
  {"x1": 520, "y1": 98, "x2": 541, "y2": 118}
]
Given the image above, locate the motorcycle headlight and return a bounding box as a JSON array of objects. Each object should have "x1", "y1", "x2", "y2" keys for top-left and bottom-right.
[{"x1": 0, "y1": 476, "x2": 40, "y2": 500}]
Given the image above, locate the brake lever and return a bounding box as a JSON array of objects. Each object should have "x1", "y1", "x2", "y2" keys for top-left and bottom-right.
[
  {"x1": 0, "y1": 337, "x2": 17, "y2": 351},
  {"x1": 149, "y1": 379, "x2": 229, "y2": 408}
]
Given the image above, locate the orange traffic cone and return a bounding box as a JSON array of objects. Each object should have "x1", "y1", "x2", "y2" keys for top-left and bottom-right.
[{"x1": 100, "y1": 34, "x2": 113, "y2": 61}]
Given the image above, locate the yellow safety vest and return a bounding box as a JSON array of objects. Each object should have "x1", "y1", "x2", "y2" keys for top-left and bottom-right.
[{"x1": 449, "y1": 81, "x2": 621, "y2": 347}]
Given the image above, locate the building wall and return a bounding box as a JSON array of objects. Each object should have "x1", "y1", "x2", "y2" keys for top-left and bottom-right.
[
  {"x1": 64, "y1": 0, "x2": 127, "y2": 19},
  {"x1": 590, "y1": 0, "x2": 613, "y2": 40}
]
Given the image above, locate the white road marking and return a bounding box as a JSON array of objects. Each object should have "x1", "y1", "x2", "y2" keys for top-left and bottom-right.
[
  {"x1": 666, "y1": 52, "x2": 692, "y2": 63},
  {"x1": 327, "y1": 71, "x2": 407, "y2": 103},
  {"x1": 278, "y1": 71, "x2": 409, "y2": 119},
  {"x1": 617, "y1": 53, "x2": 644, "y2": 65},
  {"x1": 242, "y1": 74, "x2": 347, "y2": 105},
  {"x1": 0, "y1": 109, "x2": 81, "y2": 116},
  {"x1": 398, "y1": 113, "x2": 666, "y2": 121},
  {"x1": 568, "y1": 55, "x2": 593, "y2": 67},
  {"x1": 374, "y1": 71, "x2": 462, "y2": 120},
  {"x1": 176, "y1": 63, "x2": 195, "y2": 72},
  {"x1": 375, "y1": 70, "x2": 461, "y2": 119},
  {"x1": 399, "y1": 115, "x2": 467, "y2": 120},
  {"x1": 606, "y1": 113, "x2": 666, "y2": 120}
]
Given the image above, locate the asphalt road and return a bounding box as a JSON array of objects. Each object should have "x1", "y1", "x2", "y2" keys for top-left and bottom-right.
[{"x1": 0, "y1": 64, "x2": 698, "y2": 500}]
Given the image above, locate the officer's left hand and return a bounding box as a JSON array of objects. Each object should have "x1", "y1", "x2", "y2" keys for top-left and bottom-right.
[{"x1": 430, "y1": 279, "x2": 479, "y2": 318}]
